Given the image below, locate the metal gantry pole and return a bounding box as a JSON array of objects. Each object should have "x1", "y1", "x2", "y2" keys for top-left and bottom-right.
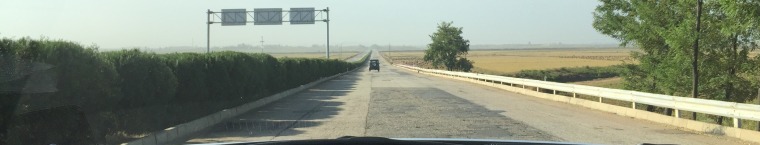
[
  {"x1": 326, "y1": 7, "x2": 330, "y2": 59},
  {"x1": 207, "y1": 9, "x2": 212, "y2": 53}
]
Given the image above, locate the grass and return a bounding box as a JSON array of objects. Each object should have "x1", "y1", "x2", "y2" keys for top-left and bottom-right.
[
  {"x1": 469, "y1": 49, "x2": 633, "y2": 73},
  {"x1": 572, "y1": 77, "x2": 625, "y2": 89},
  {"x1": 469, "y1": 56, "x2": 624, "y2": 74}
]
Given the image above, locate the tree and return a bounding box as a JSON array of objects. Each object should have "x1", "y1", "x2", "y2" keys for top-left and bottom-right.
[
  {"x1": 700, "y1": 0, "x2": 760, "y2": 124},
  {"x1": 424, "y1": 21, "x2": 473, "y2": 72},
  {"x1": 593, "y1": 0, "x2": 760, "y2": 121},
  {"x1": 593, "y1": 0, "x2": 698, "y2": 114}
]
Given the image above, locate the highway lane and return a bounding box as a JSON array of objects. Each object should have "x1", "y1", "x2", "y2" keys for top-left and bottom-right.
[{"x1": 183, "y1": 50, "x2": 756, "y2": 145}]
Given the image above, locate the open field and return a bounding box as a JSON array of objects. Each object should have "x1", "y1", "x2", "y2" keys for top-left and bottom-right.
[
  {"x1": 384, "y1": 48, "x2": 637, "y2": 75},
  {"x1": 269, "y1": 51, "x2": 360, "y2": 60}
]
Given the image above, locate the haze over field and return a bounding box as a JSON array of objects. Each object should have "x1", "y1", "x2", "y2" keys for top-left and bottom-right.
[{"x1": 138, "y1": 43, "x2": 627, "y2": 54}]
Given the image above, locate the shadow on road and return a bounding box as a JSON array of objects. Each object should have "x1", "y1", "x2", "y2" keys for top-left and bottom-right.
[{"x1": 184, "y1": 66, "x2": 364, "y2": 143}]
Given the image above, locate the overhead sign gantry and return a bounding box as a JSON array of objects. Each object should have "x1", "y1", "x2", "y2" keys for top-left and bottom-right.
[{"x1": 206, "y1": 7, "x2": 331, "y2": 58}]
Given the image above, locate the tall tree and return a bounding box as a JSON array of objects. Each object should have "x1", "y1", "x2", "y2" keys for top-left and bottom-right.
[
  {"x1": 703, "y1": 0, "x2": 760, "y2": 124},
  {"x1": 424, "y1": 21, "x2": 473, "y2": 72},
  {"x1": 593, "y1": 0, "x2": 697, "y2": 114},
  {"x1": 593, "y1": 0, "x2": 760, "y2": 120}
]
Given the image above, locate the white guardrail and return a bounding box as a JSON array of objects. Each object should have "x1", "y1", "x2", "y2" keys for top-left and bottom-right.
[{"x1": 396, "y1": 64, "x2": 760, "y2": 128}]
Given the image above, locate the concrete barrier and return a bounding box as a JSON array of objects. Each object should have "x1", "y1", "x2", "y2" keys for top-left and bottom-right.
[{"x1": 395, "y1": 64, "x2": 760, "y2": 144}]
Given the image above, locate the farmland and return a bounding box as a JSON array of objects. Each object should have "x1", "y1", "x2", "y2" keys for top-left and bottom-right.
[
  {"x1": 385, "y1": 48, "x2": 636, "y2": 75},
  {"x1": 383, "y1": 48, "x2": 636, "y2": 89}
]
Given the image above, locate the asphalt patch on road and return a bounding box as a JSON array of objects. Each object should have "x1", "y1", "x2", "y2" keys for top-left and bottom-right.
[{"x1": 366, "y1": 87, "x2": 561, "y2": 141}]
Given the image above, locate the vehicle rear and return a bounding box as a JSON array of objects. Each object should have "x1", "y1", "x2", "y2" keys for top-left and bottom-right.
[{"x1": 369, "y1": 59, "x2": 380, "y2": 71}]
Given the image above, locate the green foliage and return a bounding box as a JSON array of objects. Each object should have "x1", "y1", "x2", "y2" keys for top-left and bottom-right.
[
  {"x1": 424, "y1": 21, "x2": 473, "y2": 72},
  {"x1": 1, "y1": 38, "x2": 120, "y2": 144},
  {"x1": 0, "y1": 38, "x2": 120, "y2": 112},
  {"x1": 594, "y1": 0, "x2": 760, "y2": 122},
  {"x1": 0, "y1": 37, "x2": 366, "y2": 144},
  {"x1": 508, "y1": 65, "x2": 624, "y2": 83},
  {"x1": 102, "y1": 49, "x2": 178, "y2": 133},
  {"x1": 593, "y1": 0, "x2": 760, "y2": 103}
]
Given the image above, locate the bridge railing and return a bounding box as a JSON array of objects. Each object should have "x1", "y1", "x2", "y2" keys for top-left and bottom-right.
[{"x1": 396, "y1": 64, "x2": 760, "y2": 129}]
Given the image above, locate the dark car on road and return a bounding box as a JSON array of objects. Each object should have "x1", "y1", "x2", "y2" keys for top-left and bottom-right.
[{"x1": 369, "y1": 59, "x2": 380, "y2": 72}]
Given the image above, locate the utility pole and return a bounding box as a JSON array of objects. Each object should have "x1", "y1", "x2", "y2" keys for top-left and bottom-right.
[
  {"x1": 388, "y1": 43, "x2": 391, "y2": 62},
  {"x1": 690, "y1": 0, "x2": 703, "y2": 120},
  {"x1": 757, "y1": 88, "x2": 759, "y2": 131},
  {"x1": 260, "y1": 36, "x2": 264, "y2": 53}
]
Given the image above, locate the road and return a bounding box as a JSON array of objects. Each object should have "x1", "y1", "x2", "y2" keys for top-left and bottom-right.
[{"x1": 183, "y1": 50, "x2": 756, "y2": 145}]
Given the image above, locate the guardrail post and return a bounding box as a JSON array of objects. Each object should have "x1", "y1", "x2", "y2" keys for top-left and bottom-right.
[
  {"x1": 632, "y1": 102, "x2": 636, "y2": 109},
  {"x1": 598, "y1": 97, "x2": 602, "y2": 103},
  {"x1": 573, "y1": 93, "x2": 576, "y2": 98},
  {"x1": 733, "y1": 118, "x2": 741, "y2": 128},
  {"x1": 536, "y1": 87, "x2": 539, "y2": 92},
  {"x1": 552, "y1": 90, "x2": 556, "y2": 95},
  {"x1": 674, "y1": 109, "x2": 680, "y2": 118}
]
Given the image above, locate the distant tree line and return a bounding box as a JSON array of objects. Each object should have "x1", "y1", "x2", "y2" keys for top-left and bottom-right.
[
  {"x1": 0, "y1": 38, "x2": 366, "y2": 144},
  {"x1": 593, "y1": 0, "x2": 760, "y2": 123}
]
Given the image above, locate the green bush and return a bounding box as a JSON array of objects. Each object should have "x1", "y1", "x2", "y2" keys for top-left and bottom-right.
[
  {"x1": 1, "y1": 37, "x2": 367, "y2": 144},
  {"x1": 1, "y1": 38, "x2": 119, "y2": 144},
  {"x1": 0, "y1": 38, "x2": 120, "y2": 112},
  {"x1": 508, "y1": 65, "x2": 624, "y2": 83},
  {"x1": 102, "y1": 49, "x2": 178, "y2": 133}
]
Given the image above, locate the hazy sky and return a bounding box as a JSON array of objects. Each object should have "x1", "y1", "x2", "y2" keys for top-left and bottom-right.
[{"x1": 0, "y1": 0, "x2": 617, "y2": 49}]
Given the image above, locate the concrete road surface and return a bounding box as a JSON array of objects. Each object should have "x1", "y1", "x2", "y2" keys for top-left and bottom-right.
[{"x1": 184, "y1": 50, "x2": 756, "y2": 145}]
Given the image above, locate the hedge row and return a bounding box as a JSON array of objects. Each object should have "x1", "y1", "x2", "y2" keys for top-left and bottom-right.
[
  {"x1": 0, "y1": 38, "x2": 366, "y2": 144},
  {"x1": 506, "y1": 65, "x2": 624, "y2": 83}
]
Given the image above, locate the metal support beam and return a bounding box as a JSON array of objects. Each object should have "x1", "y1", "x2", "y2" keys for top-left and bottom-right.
[
  {"x1": 207, "y1": 9, "x2": 211, "y2": 53},
  {"x1": 206, "y1": 8, "x2": 329, "y2": 55},
  {"x1": 325, "y1": 7, "x2": 330, "y2": 59}
]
